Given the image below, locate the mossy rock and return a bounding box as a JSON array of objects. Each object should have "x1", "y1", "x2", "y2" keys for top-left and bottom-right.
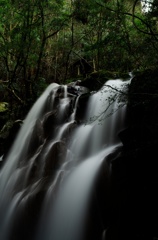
[
  {"x1": 79, "y1": 71, "x2": 112, "y2": 91},
  {"x1": 80, "y1": 70, "x2": 130, "y2": 91}
]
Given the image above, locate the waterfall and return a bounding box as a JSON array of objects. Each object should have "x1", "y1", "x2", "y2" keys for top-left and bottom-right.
[{"x1": 0, "y1": 78, "x2": 129, "y2": 240}]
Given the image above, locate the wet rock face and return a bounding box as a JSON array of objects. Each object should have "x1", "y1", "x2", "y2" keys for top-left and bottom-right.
[
  {"x1": 68, "y1": 81, "x2": 89, "y2": 96},
  {"x1": 108, "y1": 70, "x2": 158, "y2": 240},
  {"x1": 43, "y1": 140, "x2": 68, "y2": 176},
  {"x1": 0, "y1": 80, "x2": 90, "y2": 165},
  {"x1": 27, "y1": 119, "x2": 45, "y2": 157},
  {"x1": 42, "y1": 111, "x2": 59, "y2": 139},
  {"x1": 109, "y1": 141, "x2": 158, "y2": 240},
  {"x1": 127, "y1": 69, "x2": 158, "y2": 165},
  {"x1": 75, "y1": 93, "x2": 90, "y2": 123},
  {"x1": 79, "y1": 146, "x2": 124, "y2": 240},
  {"x1": 7, "y1": 188, "x2": 46, "y2": 240}
]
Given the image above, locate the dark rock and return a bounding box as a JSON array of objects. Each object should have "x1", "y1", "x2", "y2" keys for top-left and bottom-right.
[
  {"x1": 79, "y1": 70, "x2": 126, "y2": 91},
  {"x1": 79, "y1": 71, "x2": 109, "y2": 91},
  {"x1": 42, "y1": 111, "x2": 59, "y2": 138},
  {"x1": 75, "y1": 93, "x2": 90, "y2": 122},
  {"x1": 43, "y1": 140, "x2": 69, "y2": 178},
  {"x1": 107, "y1": 69, "x2": 158, "y2": 240},
  {"x1": 26, "y1": 119, "x2": 44, "y2": 157},
  {"x1": 68, "y1": 85, "x2": 80, "y2": 95},
  {"x1": 67, "y1": 80, "x2": 89, "y2": 97},
  {"x1": 9, "y1": 187, "x2": 46, "y2": 240},
  {"x1": 128, "y1": 69, "x2": 158, "y2": 124}
]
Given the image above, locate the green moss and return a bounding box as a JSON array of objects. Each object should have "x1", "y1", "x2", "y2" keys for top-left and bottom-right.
[{"x1": 0, "y1": 102, "x2": 8, "y2": 113}]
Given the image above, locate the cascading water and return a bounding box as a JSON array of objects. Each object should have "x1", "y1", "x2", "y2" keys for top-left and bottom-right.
[{"x1": 0, "y1": 78, "x2": 130, "y2": 240}]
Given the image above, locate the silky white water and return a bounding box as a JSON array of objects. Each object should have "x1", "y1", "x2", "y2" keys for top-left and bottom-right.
[
  {"x1": 37, "y1": 145, "x2": 120, "y2": 240},
  {"x1": 0, "y1": 79, "x2": 129, "y2": 240}
]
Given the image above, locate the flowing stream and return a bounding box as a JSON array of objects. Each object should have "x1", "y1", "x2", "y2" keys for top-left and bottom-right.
[{"x1": 0, "y1": 78, "x2": 129, "y2": 240}]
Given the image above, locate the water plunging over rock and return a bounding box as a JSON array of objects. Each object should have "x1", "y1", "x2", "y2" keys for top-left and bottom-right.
[{"x1": 0, "y1": 79, "x2": 129, "y2": 240}]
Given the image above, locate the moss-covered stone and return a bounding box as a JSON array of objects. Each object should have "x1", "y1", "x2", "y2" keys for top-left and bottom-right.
[{"x1": 79, "y1": 70, "x2": 131, "y2": 91}]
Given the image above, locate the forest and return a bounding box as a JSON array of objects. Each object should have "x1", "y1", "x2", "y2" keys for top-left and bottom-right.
[{"x1": 0, "y1": 0, "x2": 158, "y2": 117}]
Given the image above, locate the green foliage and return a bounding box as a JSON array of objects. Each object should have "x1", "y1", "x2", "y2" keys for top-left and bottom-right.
[
  {"x1": 0, "y1": 102, "x2": 8, "y2": 113},
  {"x1": 0, "y1": 0, "x2": 158, "y2": 119}
]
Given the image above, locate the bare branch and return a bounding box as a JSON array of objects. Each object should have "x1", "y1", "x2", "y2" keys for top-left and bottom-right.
[
  {"x1": 7, "y1": 87, "x2": 24, "y2": 104},
  {"x1": 96, "y1": 0, "x2": 158, "y2": 39}
]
